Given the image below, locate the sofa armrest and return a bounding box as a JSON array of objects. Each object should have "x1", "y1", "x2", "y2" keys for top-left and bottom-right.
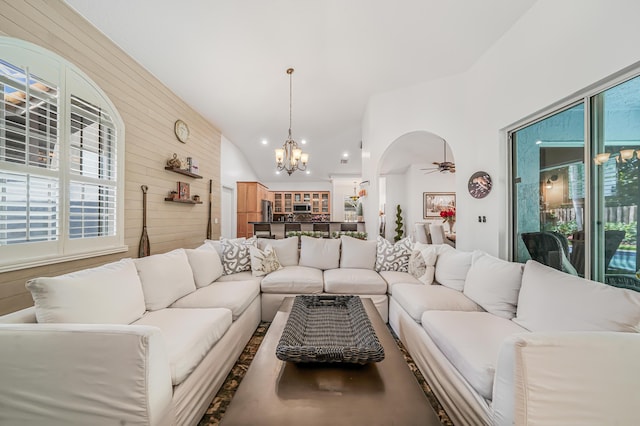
[
  {"x1": 493, "y1": 332, "x2": 640, "y2": 426},
  {"x1": 0, "y1": 323, "x2": 173, "y2": 426}
]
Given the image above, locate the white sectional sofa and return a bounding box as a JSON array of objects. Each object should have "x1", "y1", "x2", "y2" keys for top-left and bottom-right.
[
  {"x1": 2, "y1": 235, "x2": 639, "y2": 426},
  {"x1": 0, "y1": 248, "x2": 260, "y2": 426},
  {"x1": 389, "y1": 244, "x2": 640, "y2": 426}
]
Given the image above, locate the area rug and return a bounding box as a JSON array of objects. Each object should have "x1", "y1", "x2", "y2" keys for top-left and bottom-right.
[{"x1": 198, "y1": 322, "x2": 453, "y2": 425}]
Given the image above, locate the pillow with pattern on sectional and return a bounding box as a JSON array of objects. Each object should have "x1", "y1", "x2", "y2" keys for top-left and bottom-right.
[{"x1": 375, "y1": 236, "x2": 413, "y2": 272}]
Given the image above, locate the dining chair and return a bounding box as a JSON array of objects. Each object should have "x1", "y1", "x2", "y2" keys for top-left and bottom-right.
[
  {"x1": 414, "y1": 223, "x2": 430, "y2": 244},
  {"x1": 428, "y1": 224, "x2": 454, "y2": 247}
]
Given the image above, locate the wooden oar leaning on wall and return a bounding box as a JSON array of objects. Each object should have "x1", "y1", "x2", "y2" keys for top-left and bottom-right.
[{"x1": 139, "y1": 185, "x2": 151, "y2": 257}]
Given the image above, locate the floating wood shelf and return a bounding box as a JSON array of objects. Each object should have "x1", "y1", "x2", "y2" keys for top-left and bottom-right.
[
  {"x1": 164, "y1": 198, "x2": 203, "y2": 204},
  {"x1": 164, "y1": 166, "x2": 203, "y2": 179}
]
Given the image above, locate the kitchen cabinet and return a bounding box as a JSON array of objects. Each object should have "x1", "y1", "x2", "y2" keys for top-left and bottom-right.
[
  {"x1": 272, "y1": 191, "x2": 331, "y2": 216},
  {"x1": 237, "y1": 182, "x2": 273, "y2": 238}
]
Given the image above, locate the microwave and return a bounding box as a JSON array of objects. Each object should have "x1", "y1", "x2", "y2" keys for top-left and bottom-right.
[{"x1": 293, "y1": 203, "x2": 312, "y2": 212}]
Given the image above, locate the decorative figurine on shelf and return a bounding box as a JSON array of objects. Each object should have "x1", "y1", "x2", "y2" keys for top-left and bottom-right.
[
  {"x1": 192, "y1": 195, "x2": 200, "y2": 202},
  {"x1": 166, "y1": 153, "x2": 182, "y2": 169}
]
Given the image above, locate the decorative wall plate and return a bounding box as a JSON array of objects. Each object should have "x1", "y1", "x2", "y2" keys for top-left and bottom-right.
[
  {"x1": 174, "y1": 119, "x2": 190, "y2": 143},
  {"x1": 468, "y1": 171, "x2": 492, "y2": 199}
]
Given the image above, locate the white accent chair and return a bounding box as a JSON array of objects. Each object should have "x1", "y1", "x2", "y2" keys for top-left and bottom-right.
[{"x1": 413, "y1": 223, "x2": 430, "y2": 244}]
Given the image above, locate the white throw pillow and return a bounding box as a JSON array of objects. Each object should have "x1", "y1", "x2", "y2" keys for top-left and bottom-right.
[
  {"x1": 26, "y1": 258, "x2": 146, "y2": 324},
  {"x1": 375, "y1": 236, "x2": 413, "y2": 272},
  {"x1": 220, "y1": 237, "x2": 257, "y2": 275},
  {"x1": 299, "y1": 236, "x2": 341, "y2": 270},
  {"x1": 514, "y1": 260, "x2": 640, "y2": 332},
  {"x1": 408, "y1": 244, "x2": 438, "y2": 284},
  {"x1": 463, "y1": 251, "x2": 524, "y2": 319},
  {"x1": 258, "y1": 237, "x2": 298, "y2": 266},
  {"x1": 135, "y1": 249, "x2": 197, "y2": 311},
  {"x1": 185, "y1": 248, "x2": 224, "y2": 288},
  {"x1": 340, "y1": 236, "x2": 377, "y2": 269},
  {"x1": 435, "y1": 245, "x2": 473, "y2": 291},
  {"x1": 249, "y1": 244, "x2": 283, "y2": 277}
]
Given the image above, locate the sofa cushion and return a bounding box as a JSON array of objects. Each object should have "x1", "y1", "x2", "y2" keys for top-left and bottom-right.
[
  {"x1": 171, "y1": 280, "x2": 259, "y2": 320},
  {"x1": 26, "y1": 258, "x2": 145, "y2": 324},
  {"x1": 379, "y1": 271, "x2": 421, "y2": 295},
  {"x1": 249, "y1": 244, "x2": 283, "y2": 277},
  {"x1": 135, "y1": 249, "x2": 197, "y2": 311},
  {"x1": 408, "y1": 243, "x2": 438, "y2": 284},
  {"x1": 421, "y1": 311, "x2": 527, "y2": 400},
  {"x1": 340, "y1": 236, "x2": 377, "y2": 269},
  {"x1": 185, "y1": 248, "x2": 224, "y2": 288},
  {"x1": 258, "y1": 237, "x2": 299, "y2": 266},
  {"x1": 323, "y1": 269, "x2": 387, "y2": 294},
  {"x1": 221, "y1": 237, "x2": 257, "y2": 275},
  {"x1": 375, "y1": 236, "x2": 413, "y2": 272},
  {"x1": 299, "y1": 236, "x2": 341, "y2": 270},
  {"x1": 463, "y1": 251, "x2": 524, "y2": 319},
  {"x1": 435, "y1": 245, "x2": 473, "y2": 291},
  {"x1": 132, "y1": 307, "x2": 232, "y2": 386},
  {"x1": 260, "y1": 265, "x2": 324, "y2": 294},
  {"x1": 514, "y1": 260, "x2": 640, "y2": 332},
  {"x1": 392, "y1": 283, "x2": 484, "y2": 322}
]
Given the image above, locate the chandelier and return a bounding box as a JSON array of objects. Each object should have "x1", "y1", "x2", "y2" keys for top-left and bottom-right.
[{"x1": 275, "y1": 68, "x2": 309, "y2": 175}]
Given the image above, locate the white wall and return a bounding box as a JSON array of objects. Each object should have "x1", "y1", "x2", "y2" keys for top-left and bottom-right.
[
  {"x1": 221, "y1": 135, "x2": 259, "y2": 237},
  {"x1": 362, "y1": 0, "x2": 640, "y2": 256}
]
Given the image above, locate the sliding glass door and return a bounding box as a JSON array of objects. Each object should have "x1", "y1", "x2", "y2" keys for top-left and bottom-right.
[{"x1": 511, "y1": 74, "x2": 640, "y2": 290}]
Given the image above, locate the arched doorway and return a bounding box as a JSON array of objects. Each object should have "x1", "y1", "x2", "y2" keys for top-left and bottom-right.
[{"x1": 377, "y1": 131, "x2": 456, "y2": 242}]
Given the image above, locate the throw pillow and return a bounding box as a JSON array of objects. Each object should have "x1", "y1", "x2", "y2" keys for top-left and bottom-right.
[
  {"x1": 185, "y1": 248, "x2": 224, "y2": 288},
  {"x1": 340, "y1": 235, "x2": 377, "y2": 269},
  {"x1": 434, "y1": 245, "x2": 473, "y2": 291},
  {"x1": 463, "y1": 251, "x2": 524, "y2": 319},
  {"x1": 299, "y1": 236, "x2": 341, "y2": 270},
  {"x1": 26, "y1": 258, "x2": 146, "y2": 324},
  {"x1": 375, "y1": 236, "x2": 413, "y2": 272},
  {"x1": 249, "y1": 244, "x2": 283, "y2": 277},
  {"x1": 408, "y1": 244, "x2": 438, "y2": 284},
  {"x1": 221, "y1": 237, "x2": 257, "y2": 275},
  {"x1": 258, "y1": 236, "x2": 298, "y2": 266},
  {"x1": 134, "y1": 248, "x2": 197, "y2": 311}
]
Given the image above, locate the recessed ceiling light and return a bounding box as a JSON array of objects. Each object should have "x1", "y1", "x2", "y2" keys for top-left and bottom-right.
[
  {"x1": 306, "y1": 170, "x2": 310, "y2": 175},
  {"x1": 301, "y1": 139, "x2": 307, "y2": 145},
  {"x1": 261, "y1": 139, "x2": 268, "y2": 145},
  {"x1": 343, "y1": 152, "x2": 349, "y2": 158},
  {"x1": 275, "y1": 170, "x2": 280, "y2": 175}
]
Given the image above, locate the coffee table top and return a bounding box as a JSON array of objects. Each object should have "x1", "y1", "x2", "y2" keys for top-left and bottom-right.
[{"x1": 221, "y1": 297, "x2": 440, "y2": 426}]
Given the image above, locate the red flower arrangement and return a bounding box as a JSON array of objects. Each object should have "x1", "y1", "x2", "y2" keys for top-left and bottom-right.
[{"x1": 440, "y1": 208, "x2": 456, "y2": 223}]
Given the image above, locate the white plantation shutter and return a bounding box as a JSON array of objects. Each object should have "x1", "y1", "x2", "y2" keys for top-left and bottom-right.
[{"x1": 0, "y1": 38, "x2": 125, "y2": 271}]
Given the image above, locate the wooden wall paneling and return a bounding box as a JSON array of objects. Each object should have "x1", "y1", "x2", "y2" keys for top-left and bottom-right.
[{"x1": 0, "y1": 0, "x2": 222, "y2": 315}]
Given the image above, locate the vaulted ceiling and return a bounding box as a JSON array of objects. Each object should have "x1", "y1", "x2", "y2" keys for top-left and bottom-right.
[{"x1": 65, "y1": 0, "x2": 536, "y2": 182}]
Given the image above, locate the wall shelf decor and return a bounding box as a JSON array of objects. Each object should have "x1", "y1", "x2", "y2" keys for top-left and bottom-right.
[
  {"x1": 164, "y1": 197, "x2": 203, "y2": 205},
  {"x1": 164, "y1": 166, "x2": 202, "y2": 179}
]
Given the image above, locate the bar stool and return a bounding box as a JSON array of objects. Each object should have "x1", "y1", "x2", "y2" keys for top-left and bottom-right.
[
  {"x1": 253, "y1": 223, "x2": 274, "y2": 239},
  {"x1": 313, "y1": 223, "x2": 330, "y2": 238},
  {"x1": 340, "y1": 223, "x2": 358, "y2": 232},
  {"x1": 284, "y1": 223, "x2": 301, "y2": 237}
]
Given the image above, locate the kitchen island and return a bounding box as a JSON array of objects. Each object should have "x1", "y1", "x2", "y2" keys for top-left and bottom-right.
[{"x1": 248, "y1": 221, "x2": 366, "y2": 239}]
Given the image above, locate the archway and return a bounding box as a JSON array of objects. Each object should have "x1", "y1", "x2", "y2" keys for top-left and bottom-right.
[{"x1": 376, "y1": 131, "x2": 456, "y2": 242}]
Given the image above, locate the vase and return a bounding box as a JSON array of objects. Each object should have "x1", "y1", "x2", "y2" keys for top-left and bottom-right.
[{"x1": 447, "y1": 220, "x2": 455, "y2": 233}]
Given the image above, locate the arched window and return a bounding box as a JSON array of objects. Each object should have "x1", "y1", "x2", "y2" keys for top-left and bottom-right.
[{"x1": 0, "y1": 38, "x2": 125, "y2": 272}]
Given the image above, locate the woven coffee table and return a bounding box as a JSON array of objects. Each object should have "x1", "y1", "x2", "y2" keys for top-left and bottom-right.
[{"x1": 221, "y1": 297, "x2": 440, "y2": 426}]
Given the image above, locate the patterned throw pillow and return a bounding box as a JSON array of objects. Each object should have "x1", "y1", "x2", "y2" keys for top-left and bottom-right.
[
  {"x1": 408, "y1": 244, "x2": 438, "y2": 284},
  {"x1": 221, "y1": 237, "x2": 257, "y2": 275},
  {"x1": 249, "y1": 244, "x2": 283, "y2": 277},
  {"x1": 375, "y1": 236, "x2": 413, "y2": 272}
]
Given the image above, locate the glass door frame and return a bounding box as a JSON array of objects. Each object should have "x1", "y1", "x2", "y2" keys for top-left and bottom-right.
[{"x1": 506, "y1": 64, "x2": 640, "y2": 282}]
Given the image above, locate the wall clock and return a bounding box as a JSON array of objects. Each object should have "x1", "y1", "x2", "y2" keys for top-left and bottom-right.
[
  {"x1": 468, "y1": 171, "x2": 492, "y2": 199},
  {"x1": 174, "y1": 119, "x2": 190, "y2": 143}
]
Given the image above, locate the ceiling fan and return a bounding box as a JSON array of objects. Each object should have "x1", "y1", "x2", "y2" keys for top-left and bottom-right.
[{"x1": 421, "y1": 140, "x2": 456, "y2": 174}]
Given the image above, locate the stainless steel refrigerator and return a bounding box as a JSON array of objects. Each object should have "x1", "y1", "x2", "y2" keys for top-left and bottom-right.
[{"x1": 261, "y1": 199, "x2": 273, "y2": 222}]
